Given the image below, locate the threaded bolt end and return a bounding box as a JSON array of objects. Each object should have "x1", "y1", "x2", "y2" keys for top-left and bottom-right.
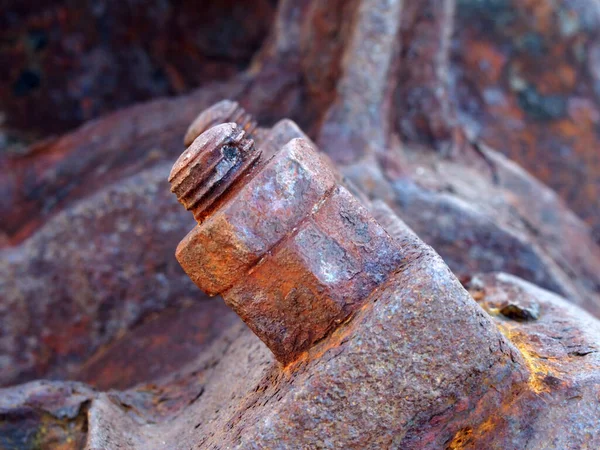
[{"x1": 170, "y1": 122, "x2": 260, "y2": 221}]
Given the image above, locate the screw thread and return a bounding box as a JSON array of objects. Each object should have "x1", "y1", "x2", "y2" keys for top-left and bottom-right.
[{"x1": 170, "y1": 123, "x2": 260, "y2": 221}]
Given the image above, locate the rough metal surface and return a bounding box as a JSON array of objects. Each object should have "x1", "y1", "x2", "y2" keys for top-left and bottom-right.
[
  {"x1": 1, "y1": 0, "x2": 600, "y2": 448},
  {"x1": 373, "y1": 141, "x2": 600, "y2": 317},
  {"x1": 4, "y1": 206, "x2": 598, "y2": 449},
  {"x1": 0, "y1": 381, "x2": 93, "y2": 449},
  {"x1": 192, "y1": 98, "x2": 600, "y2": 319},
  {"x1": 3, "y1": 0, "x2": 599, "y2": 235},
  {"x1": 465, "y1": 272, "x2": 600, "y2": 449},
  {"x1": 0, "y1": 163, "x2": 199, "y2": 386}
]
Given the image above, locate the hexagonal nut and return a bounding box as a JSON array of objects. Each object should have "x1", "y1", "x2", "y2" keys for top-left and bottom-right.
[
  {"x1": 175, "y1": 138, "x2": 338, "y2": 295},
  {"x1": 224, "y1": 186, "x2": 406, "y2": 364}
]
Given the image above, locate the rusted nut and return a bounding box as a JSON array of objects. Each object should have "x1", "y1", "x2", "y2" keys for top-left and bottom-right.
[
  {"x1": 226, "y1": 186, "x2": 406, "y2": 362},
  {"x1": 171, "y1": 115, "x2": 405, "y2": 365}
]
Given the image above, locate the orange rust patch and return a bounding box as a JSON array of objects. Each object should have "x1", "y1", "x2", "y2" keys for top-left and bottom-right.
[
  {"x1": 497, "y1": 324, "x2": 559, "y2": 394},
  {"x1": 446, "y1": 426, "x2": 474, "y2": 450}
]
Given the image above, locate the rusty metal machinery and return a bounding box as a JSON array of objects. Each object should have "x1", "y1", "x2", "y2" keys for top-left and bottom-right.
[{"x1": 2, "y1": 0, "x2": 600, "y2": 449}]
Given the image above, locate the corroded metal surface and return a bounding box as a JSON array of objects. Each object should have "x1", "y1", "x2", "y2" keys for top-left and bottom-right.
[
  {"x1": 465, "y1": 272, "x2": 600, "y2": 448},
  {"x1": 168, "y1": 237, "x2": 529, "y2": 449},
  {"x1": 183, "y1": 100, "x2": 258, "y2": 148},
  {"x1": 0, "y1": 381, "x2": 93, "y2": 449},
  {"x1": 0, "y1": 83, "x2": 246, "y2": 247},
  {"x1": 0, "y1": 163, "x2": 200, "y2": 386},
  {"x1": 1, "y1": 0, "x2": 600, "y2": 448},
  {"x1": 3, "y1": 0, "x2": 598, "y2": 235},
  {"x1": 170, "y1": 123, "x2": 259, "y2": 222},
  {"x1": 4, "y1": 203, "x2": 598, "y2": 449}
]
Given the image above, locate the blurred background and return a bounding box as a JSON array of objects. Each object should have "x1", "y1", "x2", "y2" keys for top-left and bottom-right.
[{"x1": 1, "y1": 0, "x2": 276, "y2": 145}]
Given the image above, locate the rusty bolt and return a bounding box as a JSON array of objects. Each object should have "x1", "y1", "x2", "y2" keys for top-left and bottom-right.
[{"x1": 170, "y1": 109, "x2": 407, "y2": 365}]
